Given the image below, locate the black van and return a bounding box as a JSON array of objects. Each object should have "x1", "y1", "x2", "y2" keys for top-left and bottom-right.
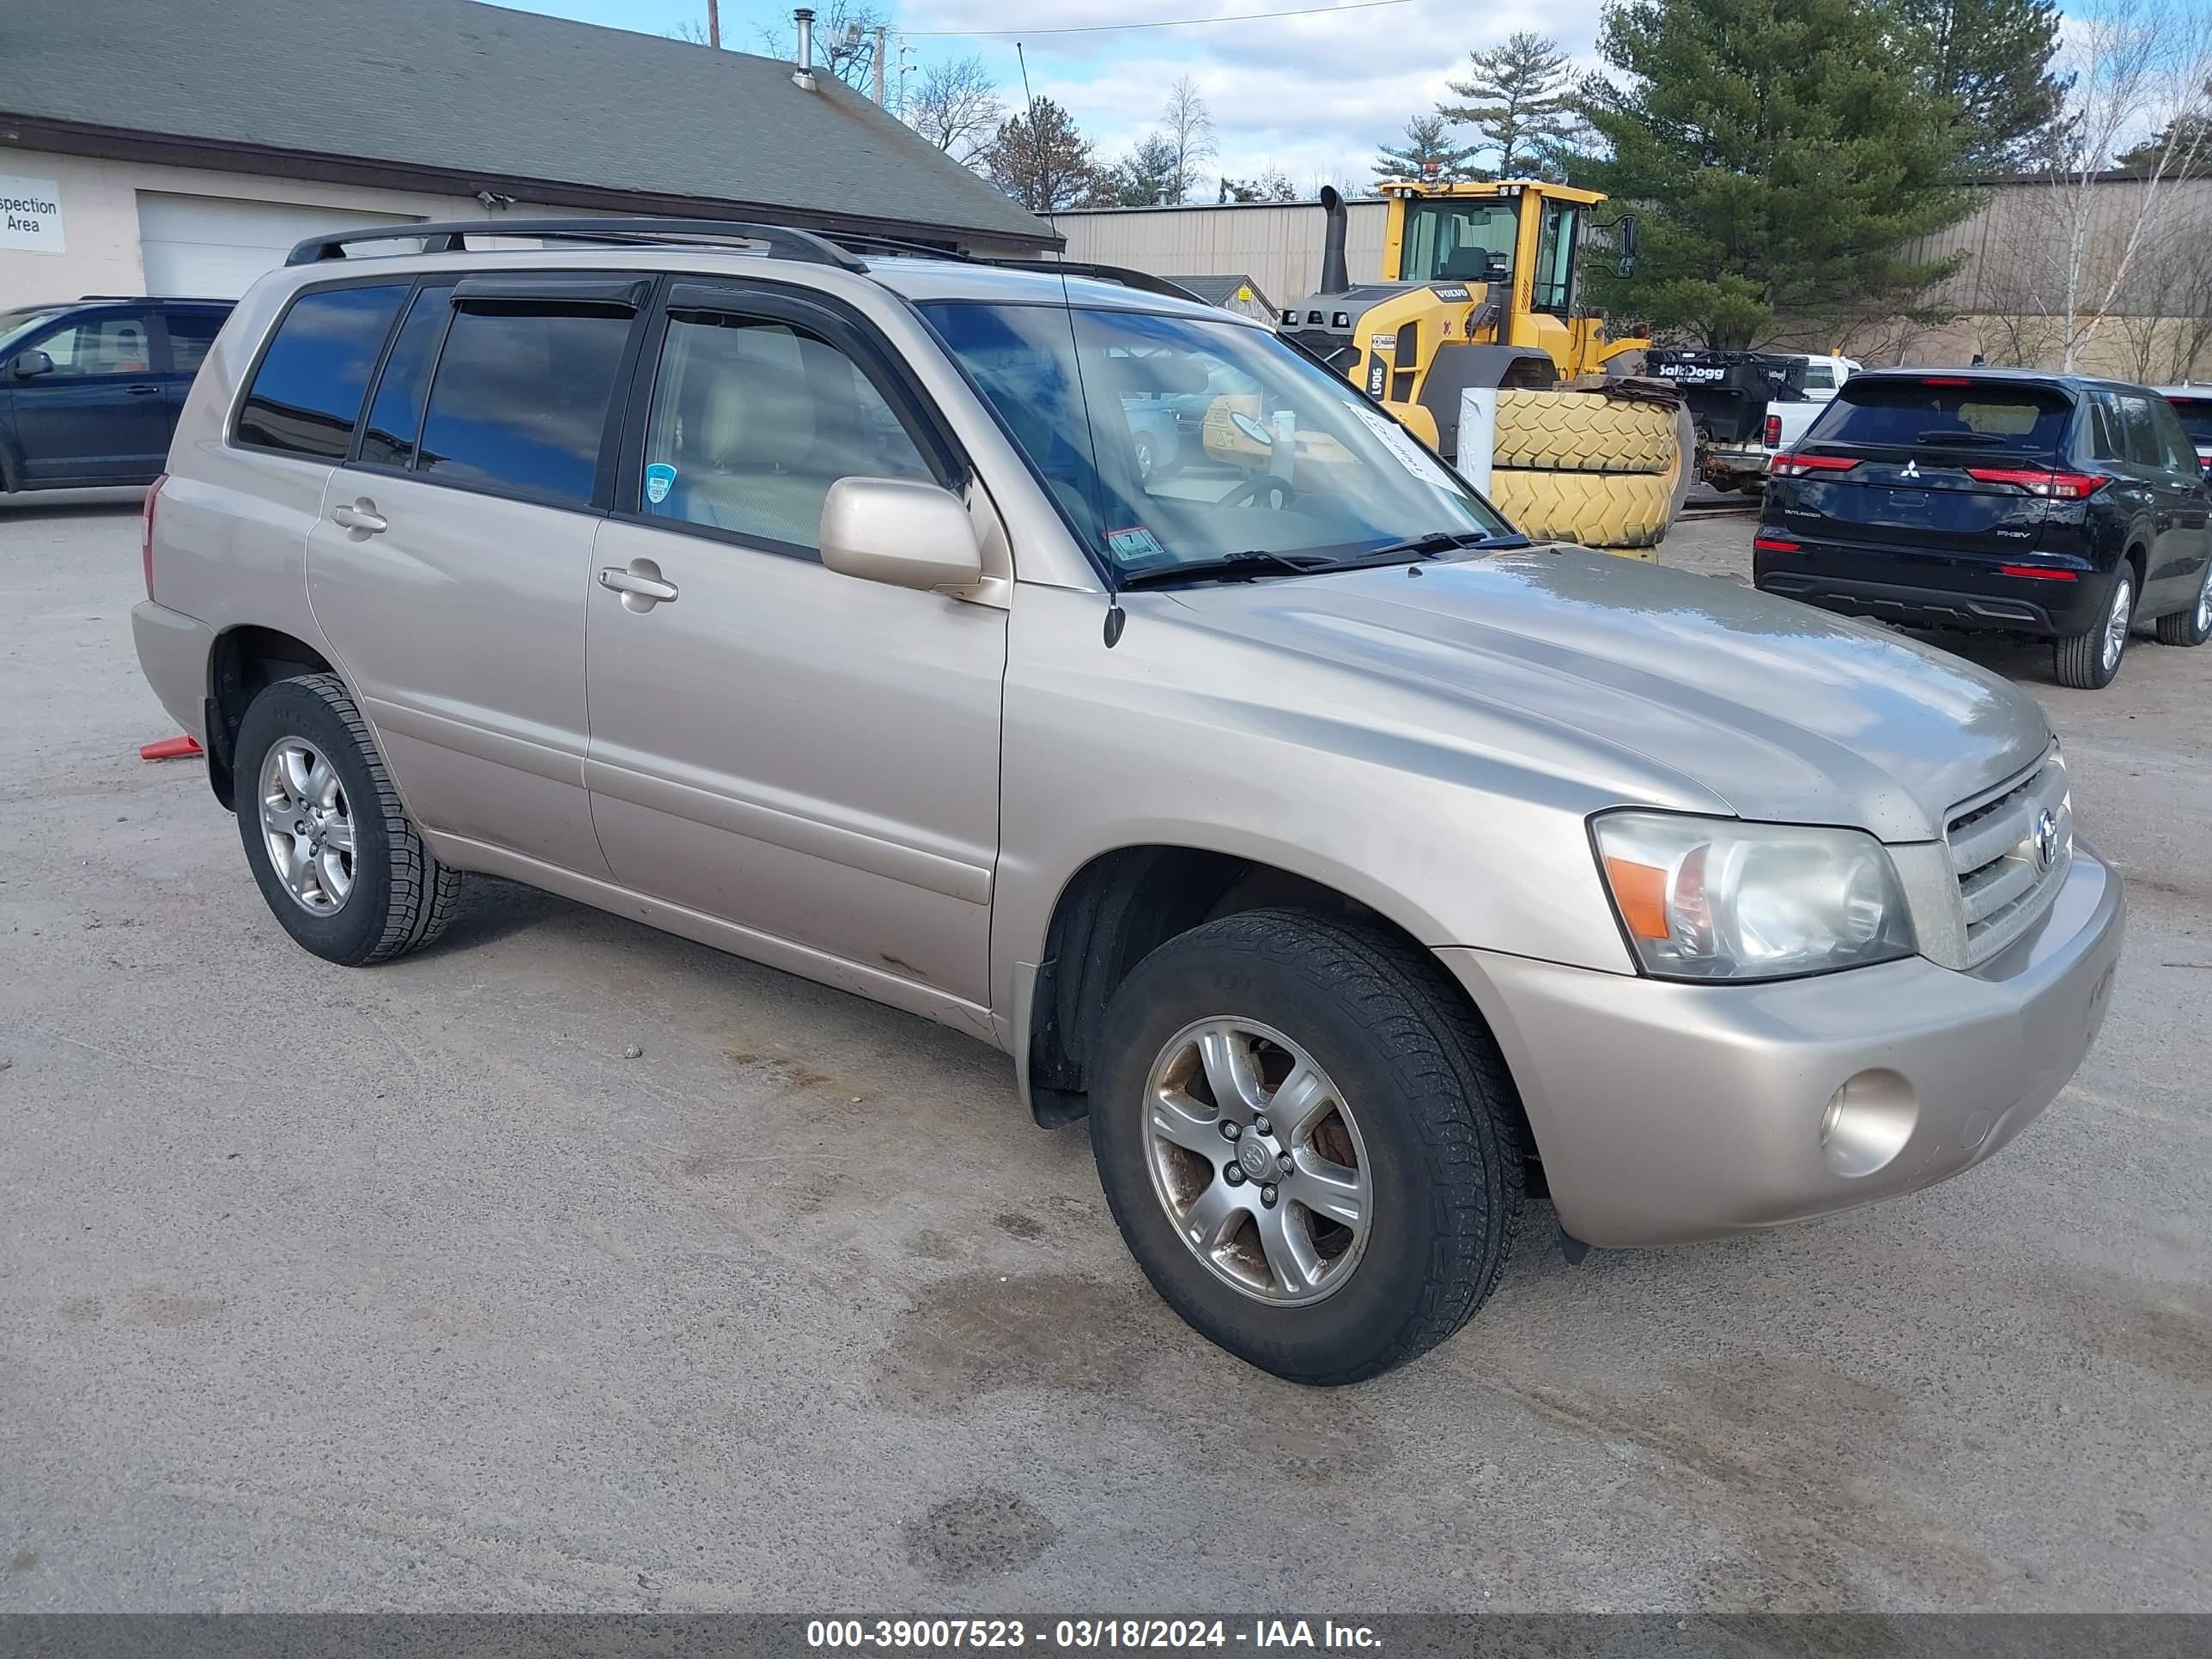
[
  {"x1": 0, "y1": 296, "x2": 234, "y2": 495},
  {"x1": 1755, "y1": 369, "x2": 2212, "y2": 689}
]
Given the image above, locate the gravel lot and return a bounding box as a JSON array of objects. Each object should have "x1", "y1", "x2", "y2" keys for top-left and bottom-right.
[{"x1": 3, "y1": 494, "x2": 2207, "y2": 1613}]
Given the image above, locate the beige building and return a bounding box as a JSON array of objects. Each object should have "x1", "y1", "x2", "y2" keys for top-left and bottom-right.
[
  {"x1": 3, "y1": 0, "x2": 1052, "y2": 307},
  {"x1": 1057, "y1": 200, "x2": 1387, "y2": 316}
]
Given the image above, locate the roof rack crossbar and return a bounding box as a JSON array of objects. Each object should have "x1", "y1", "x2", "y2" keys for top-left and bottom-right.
[
  {"x1": 283, "y1": 217, "x2": 869, "y2": 274},
  {"x1": 974, "y1": 258, "x2": 1204, "y2": 305}
]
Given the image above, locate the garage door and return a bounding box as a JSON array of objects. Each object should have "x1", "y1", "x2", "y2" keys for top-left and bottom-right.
[{"x1": 137, "y1": 193, "x2": 418, "y2": 298}]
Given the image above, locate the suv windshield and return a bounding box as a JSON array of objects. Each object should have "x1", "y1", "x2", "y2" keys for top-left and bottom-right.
[
  {"x1": 1810, "y1": 379, "x2": 2072, "y2": 455},
  {"x1": 0, "y1": 306, "x2": 65, "y2": 357},
  {"x1": 1401, "y1": 200, "x2": 1519, "y2": 286},
  {"x1": 921, "y1": 301, "x2": 1510, "y2": 578}
]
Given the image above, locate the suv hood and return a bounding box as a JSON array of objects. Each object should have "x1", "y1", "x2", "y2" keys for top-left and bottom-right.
[{"x1": 1161, "y1": 547, "x2": 2050, "y2": 842}]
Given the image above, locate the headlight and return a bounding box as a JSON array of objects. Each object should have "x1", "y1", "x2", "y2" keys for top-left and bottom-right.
[{"x1": 1591, "y1": 811, "x2": 1916, "y2": 981}]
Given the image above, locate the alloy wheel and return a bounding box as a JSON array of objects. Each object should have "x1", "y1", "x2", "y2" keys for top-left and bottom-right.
[
  {"x1": 1142, "y1": 1017, "x2": 1372, "y2": 1306},
  {"x1": 258, "y1": 738, "x2": 355, "y2": 914},
  {"x1": 2102, "y1": 574, "x2": 2132, "y2": 674}
]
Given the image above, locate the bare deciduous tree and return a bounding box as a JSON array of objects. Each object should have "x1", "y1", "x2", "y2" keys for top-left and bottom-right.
[
  {"x1": 1161, "y1": 75, "x2": 1216, "y2": 204},
  {"x1": 2019, "y1": 0, "x2": 2212, "y2": 369},
  {"x1": 906, "y1": 53, "x2": 1004, "y2": 166}
]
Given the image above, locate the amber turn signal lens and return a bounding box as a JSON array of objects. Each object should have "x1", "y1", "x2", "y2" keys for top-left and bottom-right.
[{"x1": 1604, "y1": 856, "x2": 1671, "y2": 940}]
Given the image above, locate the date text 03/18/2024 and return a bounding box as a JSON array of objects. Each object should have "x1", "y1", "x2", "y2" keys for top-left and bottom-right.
[{"x1": 805, "y1": 1619, "x2": 1382, "y2": 1650}]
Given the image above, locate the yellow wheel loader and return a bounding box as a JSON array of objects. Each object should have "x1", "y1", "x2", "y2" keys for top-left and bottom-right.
[{"x1": 1281, "y1": 181, "x2": 1692, "y2": 551}]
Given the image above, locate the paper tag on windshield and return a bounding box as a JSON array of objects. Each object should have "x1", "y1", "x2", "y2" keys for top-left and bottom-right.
[
  {"x1": 1349, "y1": 406, "x2": 1455, "y2": 489},
  {"x1": 1107, "y1": 525, "x2": 1169, "y2": 565}
]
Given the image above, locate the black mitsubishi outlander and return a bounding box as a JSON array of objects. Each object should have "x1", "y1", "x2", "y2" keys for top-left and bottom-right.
[{"x1": 1753, "y1": 368, "x2": 2212, "y2": 689}]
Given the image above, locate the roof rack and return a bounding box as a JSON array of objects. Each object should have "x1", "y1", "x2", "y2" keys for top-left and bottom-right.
[
  {"x1": 79, "y1": 293, "x2": 233, "y2": 303},
  {"x1": 283, "y1": 217, "x2": 869, "y2": 274}
]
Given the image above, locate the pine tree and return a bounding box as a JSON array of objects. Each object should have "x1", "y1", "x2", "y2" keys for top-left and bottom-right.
[
  {"x1": 1098, "y1": 134, "x2": 1183, "y2": 207},
  {"x1": 1441, "y1": 32, "x2": 1578, "y2": 178},
  {"x1": 1886, "y1": 0, "x2": 2069, "y2": 170},
  {"x1": 1372, "y1": 115, "x2": 1483, "y2": 187},
  {"x1": 1578, "y1": 0, "x2": 1973, "y2": 346},
  {"x1": 984, "y1": 98, "x2": 1098, "y2": 214}
]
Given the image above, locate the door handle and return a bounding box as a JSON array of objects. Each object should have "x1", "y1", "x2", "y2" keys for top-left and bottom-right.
[
  {"x1": 599, "y1": 561, "x2": 678, "y2": 611},
  {"x1": 330, "y1": 500, "x2": 388, "y2": 535},
  {"x1": 125, "y1": 384, "x2": 161, "y2": 396}
]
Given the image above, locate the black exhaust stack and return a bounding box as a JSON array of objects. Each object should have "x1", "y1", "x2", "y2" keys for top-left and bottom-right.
[{"x1": 1318, "y1": 185, "x2": 1350, "y2": 296}]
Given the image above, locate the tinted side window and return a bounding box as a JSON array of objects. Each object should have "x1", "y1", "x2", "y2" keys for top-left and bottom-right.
[
  {"x1": 237, "y1": 285, "x2": 408, "y2": 459},
  {"x1": 2117, "y1": 394, "x2": 2164, "y2": 468},
  {"x1": 2087, "y1": 393, "x2": 2124, "y2": 462},
  {"x1": 358, "y1": 286, "x2": 453, "y2": 470},
  {"x1": 2148, "y1": 399, "x2": 2200, "y2": 478},
  {"x1": 638, "y1": 311, "x2": 933, "y2": 550},
  {"x1": 164, "y1": 311, "x2": 227, "y2": 374},
  {"x1": 416, "y1": 303, "x2": 632, "y2": 503}
]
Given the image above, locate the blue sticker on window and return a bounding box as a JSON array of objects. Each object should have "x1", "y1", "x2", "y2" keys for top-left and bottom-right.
[{"x1": 644, "y1": 462, "x2": 678, "y2": 506}]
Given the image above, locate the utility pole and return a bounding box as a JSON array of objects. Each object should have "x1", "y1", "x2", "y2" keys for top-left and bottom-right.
[
  {"x1": 872, "y1": 24, "x2": 887, "y2": 105},
  {"x1": 706, "y1": 0, "x2": 720, "y2": 48}
]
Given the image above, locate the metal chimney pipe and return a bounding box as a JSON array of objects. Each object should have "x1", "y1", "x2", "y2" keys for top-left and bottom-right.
[{"x1": 793, "y1": 9, "x2": 816, "y2": 87}]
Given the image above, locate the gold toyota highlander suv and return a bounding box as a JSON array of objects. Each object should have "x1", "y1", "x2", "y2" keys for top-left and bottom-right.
[{"x1": 133, "y1": 220, "x2": 2124, "y2": 1383}]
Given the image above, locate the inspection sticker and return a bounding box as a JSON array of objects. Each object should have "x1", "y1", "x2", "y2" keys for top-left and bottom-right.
[
  {"x1": 1107, "y1": 525, "x2": 1169, "y2": 565},
  {"x1": 644, "y1": 463, "x2": 678, "y2": 505}
]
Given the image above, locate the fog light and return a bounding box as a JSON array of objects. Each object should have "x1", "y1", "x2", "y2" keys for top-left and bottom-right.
[{"x1": 1818, "y1": 1069, "x2": 1917, "y2": 1178}]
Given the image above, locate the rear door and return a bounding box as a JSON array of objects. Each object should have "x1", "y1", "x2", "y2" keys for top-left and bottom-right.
[
  {"x1": 1778, "y1": 377, "x2": 2076, "y2": 558},
  {"x1": 303, "y1": 272, "x2": 648, "y2": 879},
  {"x1": 9, "y1": 309, "x2": 172, "y2": 483},
  {"x1": 2137, "y1": 392, "x2": 2212, "y2": 607},
  {"x1": 155, "y1": 307, "x2": 229, "y2": 445}
]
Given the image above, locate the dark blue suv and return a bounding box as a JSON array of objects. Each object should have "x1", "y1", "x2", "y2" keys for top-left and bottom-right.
[
  {"x1": 1755, "y1": 368, "x2": 2212, "y2": 689},
  {"x1": 1, "y1": 296, "x2": 234, "y2": 494}
]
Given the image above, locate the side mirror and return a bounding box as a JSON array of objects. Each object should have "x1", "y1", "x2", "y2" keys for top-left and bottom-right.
[
  {"x1": 819, "y1": 477, "x2": 983, "y2": 592},
  {"x1": 11, "y1": 349, "x2": 54, "y2": 380},
  {"x1": 1614, "y1": 214, "x2": 1638, "y2": 278}
]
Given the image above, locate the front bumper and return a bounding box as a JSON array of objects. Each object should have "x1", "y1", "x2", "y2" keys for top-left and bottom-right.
[{"x1": 1442, "y1": 843, "x2": 2124, "y2": 1248}]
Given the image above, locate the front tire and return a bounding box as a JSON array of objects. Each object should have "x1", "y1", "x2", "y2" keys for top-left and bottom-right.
[
  {"x1": 234, "y1": 673, "x2": 461, "y2": 965},
  {"x1": 1089, "y1": 908, "x2": 1525, "y2": 1385},
  {"x1": 2153, "y1": 559, "x2": 2212, "y2": 647},
  {"x1": 2054, "y1": 568, "x2": 2134, "y2": 690}
]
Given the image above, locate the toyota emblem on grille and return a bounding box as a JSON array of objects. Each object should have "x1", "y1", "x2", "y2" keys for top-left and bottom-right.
[{"x1": 2033, "y1": 807, "x2": 2061, "y2": 872}]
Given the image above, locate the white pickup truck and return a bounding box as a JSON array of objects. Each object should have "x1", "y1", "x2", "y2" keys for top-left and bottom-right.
[{"x1": 1648, "y1": 349, "x2": 1860, "y2": 493}]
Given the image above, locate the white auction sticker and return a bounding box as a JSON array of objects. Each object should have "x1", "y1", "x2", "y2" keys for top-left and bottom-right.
[{"x1": 1349, "y1": 404, "x2": 1454, "y2": 489}]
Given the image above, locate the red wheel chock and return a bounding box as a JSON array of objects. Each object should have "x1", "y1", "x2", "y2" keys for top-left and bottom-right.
[{"x1": 138, "y1": 734, "x2": 204, "y2": 761}]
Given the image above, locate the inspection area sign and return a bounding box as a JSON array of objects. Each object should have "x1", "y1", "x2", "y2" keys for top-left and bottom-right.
[{"x1": 0, "y1": 175, "x2": 66, "y2": 252}]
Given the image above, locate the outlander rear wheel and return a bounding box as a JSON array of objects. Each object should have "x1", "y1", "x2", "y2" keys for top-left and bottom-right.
[
  {"x1": 2055, "y1": 569, "x2": 2133, "y2": 690},
  {"x1": 1088, "y1": 908, "x2": 1525, "y2": 1384},
  {"x1": 2153, "y1": 559, "x2": 2211, "y2": 647}
]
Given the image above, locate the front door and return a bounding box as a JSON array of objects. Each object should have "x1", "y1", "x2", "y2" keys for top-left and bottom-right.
[
  {"x1": 585, "y1": 283, "x2": 1006, "y2": 1009},
  {"x1": 9, "y1": 310, "x2": 172, "y2": 483}
]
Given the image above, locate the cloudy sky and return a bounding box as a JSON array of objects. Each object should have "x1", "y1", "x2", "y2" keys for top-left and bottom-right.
[{"x1": 498, "y1": 0, "x2": 1612, "y2": 191}]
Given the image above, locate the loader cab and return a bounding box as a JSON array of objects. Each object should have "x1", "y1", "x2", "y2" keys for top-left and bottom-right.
[{"x1": 1382, "y1": 181, "x2": 1603, "y2": 322}]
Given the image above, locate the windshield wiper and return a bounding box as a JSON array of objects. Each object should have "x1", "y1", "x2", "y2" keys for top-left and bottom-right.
[
  {"x1": 1115, "y1": 549, "x2": 1332, "y2": 589},
  {"x1": 1315, "y1": 530, "x2": 1525, "y2": 568}
]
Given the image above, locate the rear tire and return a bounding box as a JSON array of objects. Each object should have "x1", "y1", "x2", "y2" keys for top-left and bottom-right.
[
  {"x1": 2153, "y1": 560, "x2": 2211, "y2": 647},
  {"x1": 1088, "y1": 908, "x2": 1525, "y2": 1385},
  {"x1": 234, "y1": 673, "x2": 462, "y2": 965},
  {"x1": 2053, "y1": 569, "x2": 2134, "y2": 690}
]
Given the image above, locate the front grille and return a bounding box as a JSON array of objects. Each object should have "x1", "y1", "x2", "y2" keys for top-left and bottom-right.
[{"x1": 1946, "y1": 753, "x2": 2071, "y2": 964}]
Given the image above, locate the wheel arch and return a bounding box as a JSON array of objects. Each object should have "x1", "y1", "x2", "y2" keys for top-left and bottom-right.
[
  {"x1": 1020, "y1": 842, "x2": 1539, "y2": 1172},
  {"x1": 204, "y1": 624, "x2": 338, "y2": 809}
]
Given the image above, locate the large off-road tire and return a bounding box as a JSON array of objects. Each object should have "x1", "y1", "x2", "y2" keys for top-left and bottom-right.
[
  {"x1": 2053, "y1": 568, "x2": 2134, "y2": 690},
  {"x1": 1486, "y1": 465, "x2": 1674, "y2": 550},
  {"x1": 2152, "y1": 559, "x2": 2211, "y2": 647},
  {"x1": 1088, "y1": 908, "x2": 1526, "y2": 1386},
  {"x1": 1491, "y1": 389, "x2": 1676, "y2": 474},
  {"x1": 234, "y1": 673, "x2": 462, "y2": 965}
]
